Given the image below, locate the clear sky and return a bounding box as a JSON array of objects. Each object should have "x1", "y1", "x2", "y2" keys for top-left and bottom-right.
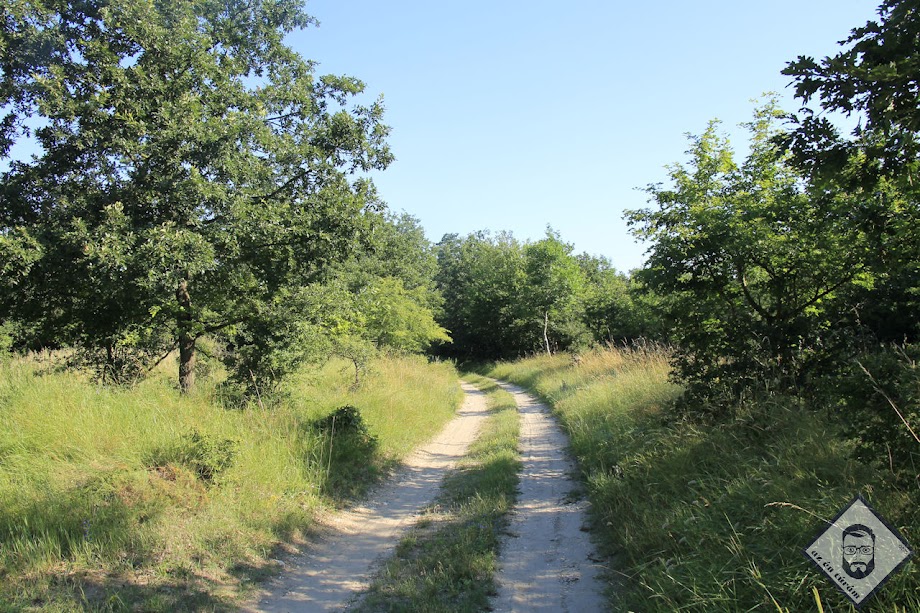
[{"x1": 290, "y1": 0, "x2": 881, "y2": 272}]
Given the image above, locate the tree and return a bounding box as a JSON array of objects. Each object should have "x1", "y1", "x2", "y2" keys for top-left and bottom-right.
[
  {"x1": 522, "y1": 228, "x2": 586, "y2": 355},
  {"x1": 0, "y1": 0, "x2": 392, "y2": 391},
  {"x1": 783, "y1": 0, "x2": 920, "y2": 346},
  {"x1": 335, "y1": 212, "x2": 441, "y2": 297},
  {"x1": 435, "y1": 231, "x2": 530, "y2": 360},
  {"x1": 783, "y1": 0, "x2": 920, "y2": 177},
  {"x1": 577, "y1": 255, "x2": 663, "y2": 344},
  {"x1": 628, "y1": 103, "x2": 870, "y2": 411},
  {"x1": 783, "y1": 0, "x2": 920, "y2": 475}
]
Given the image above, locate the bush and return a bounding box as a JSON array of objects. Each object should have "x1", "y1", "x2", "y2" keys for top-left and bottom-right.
[
  {"x1": 311, "y1": 405, "x2": 380, "y2": 500},
  {"x1": 148, "y1": 429, "x2": 239, "y2": 484},
  {"x1": 0, "y1": 321, "x2": 12, "y2": 356},
  {"x1": 839, "y1": 344, "x2": 920, "y2": 490},
  {"x1": 312, "y1": 405, "x2": 375, "y2": 440}
]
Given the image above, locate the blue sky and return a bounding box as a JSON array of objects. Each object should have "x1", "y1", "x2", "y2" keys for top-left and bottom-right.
[{"x1": 292, "y1": 0, "x2": 881, "y2": 272}]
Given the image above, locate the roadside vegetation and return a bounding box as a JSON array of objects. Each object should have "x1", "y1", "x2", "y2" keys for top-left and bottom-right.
[
  {"x1": 355, "y1": 375, "x2": 520, "y2": 613},
  {"x1": 490, "y1": 347, "x2": 919, "y2": 611},
  {"x1": 0, "y1": 353, "x2": 461, "y2": 611},
  {"x1": 2, "y1": 0, "x2": 919, "y2": 610}
]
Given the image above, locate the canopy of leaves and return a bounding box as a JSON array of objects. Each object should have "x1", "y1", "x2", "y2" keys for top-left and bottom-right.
[
  {"x1": 628, "y1": 102, "x2": 871, "y2": 413},
  {"x1": 783, "y1": 0, "x2": 920, "y2": 177},
  {"x1": 0, "y1": 0, "x2": 392, "y2": 387}
]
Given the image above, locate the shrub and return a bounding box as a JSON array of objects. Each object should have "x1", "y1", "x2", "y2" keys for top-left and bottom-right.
[
  {"x1": 148, "y1": 430, "x2": 239, "y2": 484},
  {"x1": 311, "y1": 405, "x2": 380, "y2": 500},
  {"x1": 312, "y1": 405, "x2": 375, "y2": 440},
  {"x1": 839, "y1": 344, "x2": 920, "y2": 490}
]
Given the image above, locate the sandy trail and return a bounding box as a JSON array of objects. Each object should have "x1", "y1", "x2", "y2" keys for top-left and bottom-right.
[
  {"x1": 491, "y1": 381, "x2": 607, "y2": 612},
  {"x1": 245, "y1": 382, "x2": 490, "y2": 612}
]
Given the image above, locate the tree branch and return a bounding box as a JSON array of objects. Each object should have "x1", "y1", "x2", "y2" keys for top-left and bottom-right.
[{"x1": 735, "y1": 260, "x2": 772, "y2": 322}]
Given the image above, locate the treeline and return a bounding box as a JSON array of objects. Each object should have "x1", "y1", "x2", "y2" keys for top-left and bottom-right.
[
  {"x1": 433, "y1": 229, "x2": 661, "y2": 360},
  {"x1": 0, "y1": 0, "x2": 659, "y2": 394},
  {"x1": 1, "y1": 0, "x2": 918, "y2": 487}
]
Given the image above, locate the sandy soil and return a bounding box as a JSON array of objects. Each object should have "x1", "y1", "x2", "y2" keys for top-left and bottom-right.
[
  {"x1": 491, "y1": 381, "x2": 607, "y2": 612},
  {"x1": 244, "y1": 382, "x2": 490, "y2": 612},
  {"x1": 245, "y1": 378, "x2": 607, "y2": 612}
]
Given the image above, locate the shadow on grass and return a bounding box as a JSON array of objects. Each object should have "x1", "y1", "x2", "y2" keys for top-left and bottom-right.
[
  {"x1": 578, "y1": 402, "x2": 920, "y2": 612},
  {"x1": 0, "y1": 472, "x2": 157, "y2": 575},
  {"x1": 353, "y1": 453, "x2": 518, "y2": 613}
]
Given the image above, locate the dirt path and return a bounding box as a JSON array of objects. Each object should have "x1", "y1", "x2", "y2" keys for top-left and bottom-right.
[
  {"x1": 491, "y1": 381, "x2": 607, "y2": 612},
  {"x1": 244, "y1": 382, "x2": 490, "y2": 612}
]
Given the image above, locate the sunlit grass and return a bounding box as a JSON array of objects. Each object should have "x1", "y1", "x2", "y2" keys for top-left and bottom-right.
[
  {"x1": 488, "y1": 345, "x2": 919, "y2": 612},
  {"x1": 0, "y1": 352, "x2": 461, "y2": 610}
]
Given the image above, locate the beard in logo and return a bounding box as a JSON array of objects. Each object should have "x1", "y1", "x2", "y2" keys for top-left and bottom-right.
[{"x1": 842, "y1": 524, "x2": 876, "y2": 580}]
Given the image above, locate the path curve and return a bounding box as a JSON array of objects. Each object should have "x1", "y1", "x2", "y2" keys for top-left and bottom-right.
[
  {"x1": 491, "y1": 380, "x2": 607, "y2": 612},
  {"x1": 245, "y1": 382, "x2": 490, "y2": 612}
]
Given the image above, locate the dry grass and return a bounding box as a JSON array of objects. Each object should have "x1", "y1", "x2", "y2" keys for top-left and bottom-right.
[{"x1": 0, "y1": 352, "x2": 461, "y2": 611}]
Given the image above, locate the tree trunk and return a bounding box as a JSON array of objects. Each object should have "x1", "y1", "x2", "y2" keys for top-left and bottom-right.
[
  {"x1": 176, "y1": 278, "x2": 196, "y2": 394},
  {"x1": 104, "y1": 343, "x2": 114, "y2": 384},
  {"x1": 543, "y1": 310, "x2": 552, "y2": 356}
]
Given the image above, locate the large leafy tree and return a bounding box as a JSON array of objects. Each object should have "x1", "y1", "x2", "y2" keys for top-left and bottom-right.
[
  {"x1": 783, "y1": 0, "x2": 920, "y2": 476},
  {"x1": 783, "y1": 0, "x2": 920, "y2": 345},
  {"x1": 628, "y1": 104, "x2": 870, "y2": 411},
  {"x1": 522, "y1": 229, "x2": 586, "y2": 355},
  {"x1": 0, "y1": 0, "x2": 392, "y2": 391},
  {"x1": 435, "y1": 231, "x2": 531, "y2": 360}
]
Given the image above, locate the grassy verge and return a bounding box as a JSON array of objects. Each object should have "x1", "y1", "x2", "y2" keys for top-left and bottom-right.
[
  {"x1": 0, "y1": 353, "x2": 461, "y2": 612},
  {"x1": 354, "y1": 374, "x2": 520, "y2": 612},
  {"x1": 488, "y1": 346, "x2": 919, "y2": 612}
]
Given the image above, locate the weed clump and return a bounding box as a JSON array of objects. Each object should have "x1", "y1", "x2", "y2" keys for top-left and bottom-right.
[
  {"x1": 311, "y1": 405, "x2": 380, "y2": 500},
  {"x1": 312, "y1": 405, "x2": 376, "y2": 442},
  {"x1": 149, "y1": 430, "x2": 239, "y2": 484}
]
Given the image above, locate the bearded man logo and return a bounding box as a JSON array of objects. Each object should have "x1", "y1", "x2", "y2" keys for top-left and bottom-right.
[{"x1": 842, "y1": 524, "x2": 875, "y2": 579}]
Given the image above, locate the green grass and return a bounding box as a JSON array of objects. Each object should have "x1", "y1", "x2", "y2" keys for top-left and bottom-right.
[
  {"x1": 0, "y1": 352, "x2": 462, "y2": 611},
  {"x1": 488, "y1": 346, "x2": 920, "y2": 612},
  {"x1": 354, "y1": 374, "x2": 521, "y2": 612}
]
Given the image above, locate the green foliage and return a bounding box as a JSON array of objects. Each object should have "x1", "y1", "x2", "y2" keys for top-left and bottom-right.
[
  {"x1": 523, "y1": 228, "x2": 589, "y2": 354},
  {"x1": 629, "y1": 102, "x2": 869, "y2": 414},
  {"x1": 148, "y1": 429, "x2": 239, "y2": 484},
  {"x1": 782, "y1": 0, "x2": 920, "y2": 348},
  {"x1": 0, "y1": 0, "x2": 392, "y2": 391},
  {"x1": 0, "y1": 352, "x2": 461, "y2": 609},
  {"x1": 337, "y1": 211, "x2": 442, "y2": 298},
  {"x1": 0, "y1": 321, "x2": 13, "y2": 356},
  {"x1": 435, "y1": 231, "x2": 531, "y2": 360},
  {"x1": 783, "y1": 0, "x2": 920, "y2": 176},
  {"x1": 578, "y1": 254, "x2": 665, "y2": 343},
  {"x1": 310, "y1": 405, "x2": 380, "y2": 500},
  {"x1": 837, "y1": 344, "x2": 920, "y2": 489},
  {"x1": 359, "y1": 277, "x2": 452, "y2": 352},
  {"x1": 435, "y1": 229, "x2": 647, "y2": 360},
  {"x1": 490, "y1": 348, "x2": 919, "y2": 612},
  {"x1": 312, "y1": 405, "x2": 376, "y2": 441}
]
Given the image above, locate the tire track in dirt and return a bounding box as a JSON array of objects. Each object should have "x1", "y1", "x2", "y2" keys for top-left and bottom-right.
[
  {"x1": 491, "y1": 380, "x2": 607, "y2": 612},
  {"x1": 244, "y1": 382, "x2": 490, "y2": 612}
]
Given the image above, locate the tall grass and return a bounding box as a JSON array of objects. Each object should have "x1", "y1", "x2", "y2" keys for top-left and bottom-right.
[
  {"x1": 0, "y1": 352, "x2": 461, "y2": 611},
  {"x1": 489, "y1": 345, "x2": 919, "y2": 612}
]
